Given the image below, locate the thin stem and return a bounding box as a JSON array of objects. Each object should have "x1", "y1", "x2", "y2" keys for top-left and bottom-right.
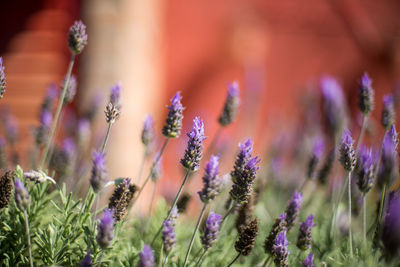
[
  {"x1": 356, "y1": 115, "x2": 368, "y2": 153},
  {"x1": 378, "y1": 183, "x2": 387, "y2": 222},
  {"x1": 23, "y1": 210, "x2": 33, "y2": 267},
  {"x1": 222, "y1": 203, "x2": 235, "y2": 224},
  {"x1": 161, "y1": 254, "x2": 168, "y2": 267},
  {"x1": 330, "y1": 174, "x2": 349, "y2": 237},
  {"x1": 227, "y1": 253, "x2": 241, "y2": 267},
  {"x1": 348, "y1": 171, "x2": 353, "y2": 257},
  {"x1": 261, "y1": 256, "x2": 271, "y2": 267},
  {"x1": 363, "y1": 195, "x2": 366, "y2": 242},
  {"x1": 92, "y1": 193, "x2": 100, "y2": 231},
  {"x1": 44, "y1": 108, "x2": 66, "y2": 168},
  {"x1": 97, "y1": 250, "x2": 104, "y2": 267},
  {"x1": 101, "y1": 123, "x2": 113, "y2": 153},
  {"x1": 194, "y1": 249, "x2": 207, "y2": 267},
  {"x1": 183, "y1": 203, "x2": 207, "y2": 267},
  {"x1": 40, "y1": 54, "x2": 76, "y2": 170},
  {"x1": 151, "y1": 170, "x2": 190, "y2": 246},
  {"x1": 148, "y1": 182, "x2": 157, "y2": 216}
]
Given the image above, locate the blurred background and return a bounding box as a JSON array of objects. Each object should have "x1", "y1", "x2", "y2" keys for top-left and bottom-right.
[{"x1": 1, "y1": 0, "x2": 400, "y2": 211}]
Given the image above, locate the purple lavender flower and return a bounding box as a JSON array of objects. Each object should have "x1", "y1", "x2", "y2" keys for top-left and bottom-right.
[
  {"x1": 321, "y1": 76, "x2": 346, "y2": 138},
  {"x1": 80, "y1": 251, "x2": 93, "y2": 267},
  {"x1": 201, "y1": 212, "x2": 222, "y2": 250},
  {"x1": 35, "y1": 110, "x2": 52, "y2": 146},
  {"x1": 218, "y1": 81, "x2": 240, "y2": 126},
  {"x1": 378, "y1": 132, "x2": 398, "y2": 188},
  {"x1": 96, "y1": 209, "x2": 114, "y2": 249},
  {"x1": 284, "y1": 191, "x2": 303, "y2": 230},
  {"x1": 302, "y1": 252, "x2": 315, "y2": 267},
  {"x1": 307, "y1": 137, "x2": 324, "y2": 179},
  {"x1": 138, "y1": 245, "x2": 155, "y2": 267},
  {"x1": 382, "y1": 192, "x2": 400, "y2": 256},
  {"x1": 231, "y1": 139, "x2": 253, "y2": 182},
  {"x1": 264, "y1": 213, "x2": 287, "y2": 255},
  {"x1": 162, "y1": 92, "x2": 184, "y2": 138},
  {"x1": 356, "y1": 146, "x2": 376, "y2": 194},
  {"x1": 110, "y1": 82, "x2": 122, "y2": 107},
  {"x1": 339, "y1": 129, "x2": 356, "y2": 172},
  {"x1": 388, "y1": 125, "x2": 399, "y2": 150},
  {"x1": 162, "y1": 219, "x2": 177, "y2": 255},
  {"x1": 170, "y1": 206, "x2": 179, "y2": 225},
  {"x1": 68, "y1": 20, "x2": 88, "y2": 55},
  {"x1": 0, "y1": 57, "x2": 6, "y2": 99},
  {"x1": 141, "y1": 115, "x2": 155, "y2": 151},
  {"x1": 272, "y1": 231, "x2": 290, "y2": 267},
  {"x1": 297, "y1": 214, "x2": 315, "y2": 250},
  {"x1": 198, "y1": 155, "x2": 221, "y2": 203},
  {"x1": 180, "y1": 117, "x2": 206, "y2": 172},
  {"x1": 62, "y1": 74, "x2": 77, "y2": 104},
  {"x1": 90, "y1": 151, "x2": 109, "y2": 193},
  {"x1": 382, "y1": 95, "x2": 395, "y2": 130},
  {"x1": 359, "y1": 73, "x2": 374, "y2": 115},
  {"x1": 14, "y1": 179, "x2": 29, "y2": 211}
]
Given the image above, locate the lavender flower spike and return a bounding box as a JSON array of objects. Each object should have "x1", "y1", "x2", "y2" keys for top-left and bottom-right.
[
  {"x1": 198, "y1": 155, "x2": 221, "y2": 203},
  {"x1": 356, "y1": 146, "x2": 376, "y2": 194},
  {"x1": 339, "y1": 129, "x2": 356, "y2": 172},
  {"x1": 96, "y1": 209, "x2": 114, "y2": 249},
  {"x1": 388, "y1": 125, "x2": 399, "y2": 150},
  {"x1": 138, "y1": 245, "x2": 155, "y2": 267},
  {"x1": 307, "y1": 137, "x2": 324, "y2": 179},
  {"x1": 297, "y1": 214, "x2": 316, "y2": 250},
  {"x1": 382, "y1": 192, "x2": 400, "y2": 256},
  {"x1": 162, "y1": 91, "x2": 184, "y2": 138},
  {"x1": 162, "y1": 219, "x2": 177, "y2": 255},
  {"x1": 358, "y1": 73, "x2": 374, "y2": 115},
  {"x1": 284, "y1": 191, "x2": 303, "y2": 231},
  {"x1": 378, "y1": 132, "x2": 398, "y2": 188},
  {"x1": 302, "y1": 252, "x2": 315, "y2": 267},
  {"x1": 180, "y1": 117, "x2": 206, "y2": 172},
  {"x1": 141, "y1": 115, "x2": 155, "y2": 151},
  {"x1": 105, "y1": 83, "x2": 122, "y2": 123},
  {"x1": 0, "y1": 57, "x2": 6, "y2": 99},
  {"x1": 110, "y1": 82, "x2": 122, "y2": 107},
  {"x1": 79, "y1": 251, "x2": 93, "y2": 267},
  {"x1": 14, "y1": 179, "x2": 30, "y2": 211},
  {"x1": 265, "y1": 213, "x2": 287, "y2": 255},
  {"x1": 201, "y1": 212, "x2": 222, "y2": 250},
  {"x1": 381, "y1": 94, "x2": 395, "y2": 130},
  {"x1": 90, "y1": 150, "x2": 109, "y2": 193},
  {"x1": 218, "y1": 81, "x2": 240, "y2": 126},
  {"x1": 68, "y1": 20, "x2": 88, "y2": 55},
  {"x1": 272, "y1": 231, "x2": 290, "y2": 267},
  {"x1": 231, "y1": 139, "x2": 253, "y2": 182}
]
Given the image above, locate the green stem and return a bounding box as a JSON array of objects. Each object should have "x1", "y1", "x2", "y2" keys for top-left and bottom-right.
[
  {"x1": 363, "y1": 194, "x2": 366, "y2": 242},
  {"x1": 92, "y1": 193, "x2": 100, "y2": 231},
  {"x1": 227, "y1": 253, "x2": 241, "y2": 267},
  {"x1": 24, "y1": 210, "x2": 33, "y2": 267},
  {"x1": 148, "y1": 182, "x2": 157, "y2": 216},
  {"x1": 101, "y1": 123, "x2": 113, "y2": 153},
  {"x1": 97, "y1": 250, "x2": 104, "y2": 267},
  {"x1": 183, "y1": 203, "x2": 207, "y2": 267},
  {"x1": 261, "y1": 256, "x2": 270, "y2": 267},
  {"x1": 331, "y1": 174, "x2": 349, "y2": 237},
  {"x1": 348, "y1": 171, "x2": 353, "y2": 257},
  {"x1": 194, "y1": 249, "x2": 207, "y2": 267},
  {"x1": 151, "y1": 170, "x2": 190, "y2": 246},
  {"x1": 161, "y1": 254, "x2": 168, "y2": 267},
  {"x1": 39, "y1": 54, "x2": 76, "y2": 170}
]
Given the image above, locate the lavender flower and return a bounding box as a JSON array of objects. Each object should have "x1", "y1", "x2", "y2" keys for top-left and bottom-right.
[
  {"x1": 218, "y1": 81, "x2": 240, "y2": 126},
  {"x1": 382, "y1": 192, "x2": 400, "y2": 256},
  {"x1": 381, "y1": 95, "x2": 395, "y2": 130},
  {"x1": 180, "y1": 117, "x2": 206, "y2": 172},
  {"x1": 35, "y1": 110, "x2": 52, "y2": 146},
  {"x1": 0, "y1": 171, "x2": 13, "y2": 209},
  {"x1": 297, "y1": 214, "x2": 315, "y2": 250},
  {"x1": 356, "y1": 146, "x2": 376, "y2": 194},
  {"x1": 108, "y1": 178, "x2": 135, "y2": 221},
  {"x1": 80, "y1": 251, "x2": 93, "y2": 267},
  {"x1": 138, "y1": 245, "x2": 155, "y2": 267},
  {"x1": 378, "y1": 132, "x2": 398, "y2": 188},
  {"x1": 317, "y1": 148, "x2": 335, "y2": 185},
  {"x1": 141, "y1": 115, "x2": 155, "y2": 151},
  {"x1": 68, "y1": 20, "x2": 88, "y2": 55},
  {"x1": 264, "y1": 213, "x2": 287, "y2": 255},
  {"x1": 358, "y1": 73, "x2": 374, "y2": 115},
  {"x1": 162, "y1": 92, "x2": 184, "y2": 138},
  {"x1": 321, "y1": 76, "x2": 346, "y2": 138},
  {"x1": 388, "y1": 125, "x2": 399, "y2": 150},
  {"x1": 231, "y1": 139, "x2": 253, "y2": 181},
  {"x1": 201, "y1": 212, "x2": 222, "y2": 250},
  {"x1": 284, "y1": 191, "x2": 303, "y2": 231},
  {"x1": 14, "y1": 179, "x2": 29, "y2": 211},
  {"x1": 307, "y1": 137, "x2": 324, "y2": 179},
  {"x1": 234, "y1": 218, "x2": 258, "y2": 256},
  {"x1": 0, "y1": 57, "x2": 6, "y2": 99},
  {"x1": 105, "y1": 83, "x2": 122, "y2": 123},
  {"x1": 302, "y1": 252, "x2": 315, "y2": 267},
  {"x1": 90, "y1": 151, "x2": 108, "y2": 193},
  {"x1": 110, "y1": 82, "x2": 122, "y2": 107},
  {"x1": 162, "y1": 219, "x2": 177, "y2": 255},
  {"x1": 96, "y1": 209, "x2": 114, "y2": 249},
  {"x1": 62, "y1": 74, "x2": 77, "y2": 104},
  {"x1": 24, "y1": 170, "x2": 55, "y2": 184},
  {"x1": 170, "y1": 206, "x2": 179, "y2": 225},
  {"x1": 272, "y1": 231, "x2": 290, "y2": 267},
  {"x1": 198, "y1": 155, "x2": 221, "y2": 203},
  {"x1": 339, "y1": 130, "x2": 356, "y2": 172}
]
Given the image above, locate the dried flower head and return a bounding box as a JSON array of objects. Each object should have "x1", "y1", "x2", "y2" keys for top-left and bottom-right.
[
  {"x1": 201, "y1": 211, "x2": 222, "y2": 250},
  {"x1": 358, "y1": 73, "x2": 374, "y2": 115},
  {"x1": 0, "y1": 171, "x2": 13, "y2": 209},
  {"x1": 68, "y1": 20, "x2": 88, "y2": 55},
  {"x1": 382, "y1": 192, "x2": 400, "y2": 256},
  {"x1": 339, "y1": 130, "x2": 356, "y2": 172},
  {"x1": 218, "y1": 81, "x2": 240, "y2": 126},
  {"x1": 162, "y1": 92, "x2": 184, "y2": 138},
  {"x1": 138, "y1": 245, "x2": 155, "y2": 267},
  {"x1": 96, "y1": 209, "x2": 114, "y2": 249},
  {"x1": 162, "y1": 219, "x2": 177, "y2": 255},
  {"x1": 24, "y1": 170, "x2": 55, "y2": 184},
  {"x1": 80, "y1": 251, "x2": 93, "y2": 267},
  {"x1": 307, "y1": 137, "x2": 324, "y2": 179},
  {"x1": 105, "y1": 83, "x2": 122, "y2": 123},
  {"x1": 272, "y1": 231, "x2": 290, "y2": 267},
  {"x1": 235, "y1": 218, "x2": 258, "y2": 256},
  {"x1": 297, "y1": 214, "x2": 315, "y2": 250},
  {"x1": 382, "y1": 95, "x2": 395, "y2": 130},
  {"x1": 0, "y1": 57, "x2": 6, "y2": 99},
  {"x1": 265, "y1": 213, "x2": 287, "y2": 255},
  {"x1": 285, "y1": 191, "x2": 303, "y2": 231},
  {"x1": 90, "y1": 151, "x2": 108, "y2": 193},
  {"x1": 62, "y1": 74, "x2": 77, "y2": 104},
  {"x1": 198, "y1": 155, "x2": 221, "y2": 203},
  {"x1": 14, "y1": 179, "x2": 29, "y2": 211},
  {"x1": 231, "y1": 139, "x2": 253, "y2": 182},
  {"x1": 236, "y1": 197, "x2": 254, "y2": 233},
  {"x1": 302, "y1": 252, "x2": 315, "y2": 267},
  {"x1": 180, "y1": 117, "x2": 206, "y2": 172},
  {"x1": 108, "y1": 178, "x2": 135, "y2": 221},
  {"x1": 356, "y1": 146, "x2": 376, "y2": 194},
  {"x1": 104, "y1": 102, "x2": 120, "y2": 124},
  {"x1": 141, "y1": 115, "x2": 155, "y2": 151}
]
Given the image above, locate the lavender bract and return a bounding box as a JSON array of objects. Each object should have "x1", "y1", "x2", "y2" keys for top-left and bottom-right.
[
  {"x1": 162, "y1": 92, "x2": 184, "y2": 138},
  {"x1": 68, "y1": 20, "x2": 88, "y2": 55},
  {"x1": 198, "y1": 155, "x2": 221, "y2": 203},
  {"x1": 297, "y1": 214, "x2": 315, "y2": 250},
  {"x1": 284, "y1": 191, "x2": 303, "y2": 231},
  {"x1": 218, "y1": 81, "x2": 240, "y2": 126},
  {"x1": 358, "y1": 73, "x2": 374, "y2": 115},
  {"x1": 302, "y1": 252, "x2": 315, "y2": 267},
  {"x1": 201, "y1": 212, "x2": 222, "y2": 250},
  {"x1": 138, "y1": 245, "x2": 155, "y2": 267},
  {"x1": 272, "y1": 231, "x2": 290, "y2": 267},
  {"x1": 14, "y1": 179, "x2": 29, "y2": 211},
  {"x1": 0, "y1": 57, "x2": 6, "y2": 99},
  {"x1": 90, "y1": 151, "x2": 108, "y2": 193},
  {"x1": 96, "y1": 209, "x2": 114, "y2": 249},
  {"x1": 180, "y1": 117, "x2": 206, "y2": 172},
  {"x1": 381, "y1": 95, "x2": 395, "y2": 130},
  {"x1": 162, "y1": 219, "x2": 177, "y2": 255},
  {"x1": 339, "y1": 130, "x2": 356, "y2": 172}
]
